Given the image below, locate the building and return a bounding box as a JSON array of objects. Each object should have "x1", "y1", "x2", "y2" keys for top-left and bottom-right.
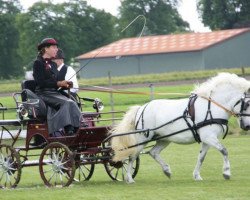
[{"x1": 76, "y1": 28, "x2": 250, "y2": 79}]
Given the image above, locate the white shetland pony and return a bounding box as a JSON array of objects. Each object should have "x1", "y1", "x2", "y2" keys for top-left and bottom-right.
[{"x1": 110, "y1": 73, "x2": 250, "y2": 183}]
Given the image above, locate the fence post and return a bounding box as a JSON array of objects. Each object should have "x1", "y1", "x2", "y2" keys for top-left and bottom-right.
[
  {"x1": 241, "y1": 67, "x2": 245, "y2": 76},
  {"x1": 108, "y1": 71, "x2": 115, "y2": 125},
  {"x1": 149, "y1": 84, "x2": 154, "y2": 100}
]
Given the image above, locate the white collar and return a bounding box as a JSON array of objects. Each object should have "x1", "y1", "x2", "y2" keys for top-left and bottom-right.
[{"x1": 57, "y1": 63, "x2": 64, "y2": 71}]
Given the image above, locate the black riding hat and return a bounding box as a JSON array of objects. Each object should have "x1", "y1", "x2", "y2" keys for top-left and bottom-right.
[
  {"x1": 54, "y1": 48, "x2": 65, "y2": 59},
  {"x1": 37, "y1": 38, "x2": 58, "y2": 51}
]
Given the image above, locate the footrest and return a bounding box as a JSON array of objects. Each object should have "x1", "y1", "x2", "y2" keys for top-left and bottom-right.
[{"x1": 0, "y1": 119, "x2": 21, "y2": 126}]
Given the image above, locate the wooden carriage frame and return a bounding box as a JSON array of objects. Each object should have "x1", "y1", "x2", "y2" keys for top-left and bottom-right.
[{"x1": 0, "y1": 80, "x2": 140, "y2": 189}]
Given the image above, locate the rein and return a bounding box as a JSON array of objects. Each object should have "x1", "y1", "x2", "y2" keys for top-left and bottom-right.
[
  {"x1": 104, "y1": 93, "x2": 242, "y2": 148},
  {"x1": 200, "y1": 95, "x2": 238, "y2": 117},
  {"x1": 77, "y1": 87, "x2": 189, "y2": 97}
]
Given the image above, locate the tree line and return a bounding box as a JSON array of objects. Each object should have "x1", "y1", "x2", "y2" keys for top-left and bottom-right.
[{"x1": 0, "y1": 0, "x2": 249, "y2": 79}]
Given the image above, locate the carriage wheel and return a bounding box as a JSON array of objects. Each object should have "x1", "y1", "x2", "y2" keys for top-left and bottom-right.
[
  {"x1": 102, "y1": 142, "x2": 140, "y2": 181},
  {"x1": 74, "y1": 153, "x2": 95, "y2": 182},
  {"x1": 104, "y1": 155, "x2": 140, "y2": 181},
  {"x1": 39, "y1": 142, "x2": 75, "y2": 187},
  {"x1": 0, "y1": 144, "x2": 21, "y2": 189}
]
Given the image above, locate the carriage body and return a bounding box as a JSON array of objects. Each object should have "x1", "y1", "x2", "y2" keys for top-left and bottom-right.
[{"x1": 0, "y1": 81, "x2": 140, "y2": 189}]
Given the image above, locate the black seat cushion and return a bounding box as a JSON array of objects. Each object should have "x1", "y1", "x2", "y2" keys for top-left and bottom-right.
[
  {"x1": 21, "y1": 89, "x2": 47, "y2": 120},
  {"x1": 21, "y1": 80, "x2": 36, "y2": 93}
]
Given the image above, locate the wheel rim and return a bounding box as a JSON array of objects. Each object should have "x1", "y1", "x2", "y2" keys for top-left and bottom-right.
[
  {"x1": 102, "y1": 142, "x2": 140, "y2": 181},
  {"x1": 0, "y1": 144, "x2": 21, "y2": 189},
  {"x1": 104, "y1": 156, "x2": 140, "y2": 181},
  {"x1": 39, "y1": 142, "x2": 75, "y2": 187}
]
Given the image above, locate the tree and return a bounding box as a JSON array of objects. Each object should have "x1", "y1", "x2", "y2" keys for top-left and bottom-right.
[
  {"x1": 16, "y1": 0, "x2": 116, "y2": 70},
  {"x1": 117, "y1": 0, "x2": 189, "y2": 38},
  {"x1": 61, "y1": 0, "x2": 116, "y2": 58},
  {"x1": 0, "y1": 0, "x2": 22, "y2": 79},
  {"x1": 197, "y1": 0, "x2": 250, "y2": 30}
]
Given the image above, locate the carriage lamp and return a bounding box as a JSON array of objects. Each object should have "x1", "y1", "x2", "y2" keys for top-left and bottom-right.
[
  {"x1": 93, "y1": 98, "x2": 104, "y2": 111},
  {"x1": 18, "y1": 104, "x2": 28, "y2": 118}
]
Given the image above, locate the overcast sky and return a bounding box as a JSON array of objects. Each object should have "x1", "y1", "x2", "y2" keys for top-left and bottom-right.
[{"x1": 19, "y1": 0, "x2": 210, "y2": 32}]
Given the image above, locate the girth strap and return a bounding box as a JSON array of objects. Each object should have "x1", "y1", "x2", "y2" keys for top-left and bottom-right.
[
  {"x1": 184, "y1": 94, "x2": 201, "y2": 142},
  {"x1": 184, "y1": 94, "x2": 229, "y2": 143}
]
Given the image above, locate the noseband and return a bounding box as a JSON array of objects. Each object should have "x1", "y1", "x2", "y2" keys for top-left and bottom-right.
[
  {"x1": 234, "y1": 93, "x2": 250, "y2": 117},
  {"x1": 233, "y1": 93, "x2": 250, "y2": 130}
]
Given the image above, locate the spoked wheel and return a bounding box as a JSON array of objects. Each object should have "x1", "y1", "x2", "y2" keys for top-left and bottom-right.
[
  {"x1": 104, "y1": 156, "x2": 140, "y2": 181},
  {"x1": 74, "y1": 153, "x2": 95, "y2": 182},
  {"x1": 0, "y1": 144, "x2": 21, "y2": 189},
  {"x1": 39, "y1": 142, "x2": 75, "y2": 187}
]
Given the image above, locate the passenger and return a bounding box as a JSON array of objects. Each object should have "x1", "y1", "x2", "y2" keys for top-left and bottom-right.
[
  {"x1": 33, "y1": 38, "x2": 81, "y2": 135},
  {"x1": 52, "y1": 48, "x2": 79, "y2": 99}
]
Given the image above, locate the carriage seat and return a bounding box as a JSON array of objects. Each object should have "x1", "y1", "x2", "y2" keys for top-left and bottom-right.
[
  {"x1": 21, "y1": 80, "x2": 36, "y2": 93},
  {"x1": 21, "y1": 80, "x2": 47, "y2": 120}
]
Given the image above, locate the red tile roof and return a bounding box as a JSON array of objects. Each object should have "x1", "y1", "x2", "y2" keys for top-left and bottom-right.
[{"x1": 76, "y1": 28, "x2": 250, "y2": 59}]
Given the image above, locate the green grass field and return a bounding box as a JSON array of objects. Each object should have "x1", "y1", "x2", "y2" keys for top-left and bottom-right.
[{"x1": 1, "y1": 136, "x2": 250, "y2": 200}]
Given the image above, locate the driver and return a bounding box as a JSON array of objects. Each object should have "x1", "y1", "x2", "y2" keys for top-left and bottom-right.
[{"x1": 33, "y1": 38, "x2": 81, "y2": 135}]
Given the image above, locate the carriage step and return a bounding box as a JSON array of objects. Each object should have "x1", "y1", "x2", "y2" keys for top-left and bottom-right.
[
  {"x1": 16, "y1": 144, "x2": 44, "y2": 150},
  {"x1": 22, "y1": 159, "x2": 50, "y2": 167}
]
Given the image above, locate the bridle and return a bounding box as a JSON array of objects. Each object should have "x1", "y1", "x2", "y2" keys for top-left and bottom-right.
[
  {"x1": 232, "y1": 92, "x2": 250, "y2": 130},
  {"x1": 200, "y1": 92, "x2": 250, "y2": 118}
]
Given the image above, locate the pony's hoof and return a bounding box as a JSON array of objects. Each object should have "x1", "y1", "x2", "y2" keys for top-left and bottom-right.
[
  {"x1": 193, "y1": 174, "x2": 203, "y2": 181},
  {"x1": 125, "y1": 176, "x2": 135, "y2": 184},
  {"x1": 125, "y1": 179, "x2": 135, "y2": 184},
  {"x1": 164, "y1": 170, "x2": 171, "y2": 179},
  {"x1": 223, "y1": 173, "x2": 230, "y2": 180}
]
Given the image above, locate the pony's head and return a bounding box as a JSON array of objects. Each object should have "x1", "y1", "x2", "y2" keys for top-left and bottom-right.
[{"x1": 237, "y1": 89, "x2": 250, "y2": 130}]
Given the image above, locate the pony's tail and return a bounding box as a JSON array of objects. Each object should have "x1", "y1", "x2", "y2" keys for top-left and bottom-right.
[{"x1": 110, "y1": 105, "x2": 141, "y2": 162}]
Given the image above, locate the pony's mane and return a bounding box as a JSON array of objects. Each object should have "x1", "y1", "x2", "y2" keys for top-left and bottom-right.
[{"x1": 193, "y1": 72, "x2": 250, "y2": 97}]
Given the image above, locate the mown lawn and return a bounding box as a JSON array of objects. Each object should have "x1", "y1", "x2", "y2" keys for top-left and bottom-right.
[{"x1": 1, "y1": 136, "x2": 250, "y2": 200}]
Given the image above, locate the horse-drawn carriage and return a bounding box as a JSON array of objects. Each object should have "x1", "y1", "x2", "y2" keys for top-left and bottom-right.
[
  {"x1": 0, "y1": 80, "x2": 140, "y2": 189},
  {"x1": 1, "y1": 73, "x2": 250, "y2": 188}
]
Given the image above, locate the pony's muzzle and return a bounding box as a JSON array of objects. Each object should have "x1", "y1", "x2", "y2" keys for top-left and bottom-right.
[{"x1": 240, "y1": 119, "x2": 250, "y2": 131}]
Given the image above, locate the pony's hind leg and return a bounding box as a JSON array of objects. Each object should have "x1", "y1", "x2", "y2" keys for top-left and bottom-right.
[
  {"x1": 149, "y1": 140, "x2": 171, "y2": 178},
  {"x1": 193, "y1": 142, "x2": 210, "y2": 180}
]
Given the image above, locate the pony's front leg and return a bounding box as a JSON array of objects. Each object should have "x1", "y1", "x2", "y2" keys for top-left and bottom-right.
[
  {"x1": 124, "y1": 154, "x2": 139, "y2": 184},
  {"x1": 149, "y1": 141, "x2": 171, "y2": 178},
  {"x1": 202, "y1": 137, "x2": 231, "y2": 180},
  {"x1": 193, "y1": 142, "x2": 210, "y2": 180}
]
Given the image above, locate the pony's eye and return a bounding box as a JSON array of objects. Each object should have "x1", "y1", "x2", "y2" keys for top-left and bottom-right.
[{"x1": 244, "y1": 103, "x2": 249, "y2": 110}]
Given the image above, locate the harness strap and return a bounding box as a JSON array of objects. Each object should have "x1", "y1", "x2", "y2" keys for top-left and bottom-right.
[
  {"x1": 135, "y1": 102, "x2": 150, "y2": 130},
  {"x1": 195, "y1": 118, "x2": 229, "y2": 139},
  {"x1": 187, "y1": 94, "x2": 198, "y2": 121},
  {"x1": 183, "y1": 116, "x2": 201, "y2": 143},
  {"x1": 200, "y1": 95, "x2": 238, "y2": 117},
  {"x1": 184, "y1": 94, "x2": 230, "y2": 143},
  {"x1": 184, "y1": 94, "x2": 201, "y2": 143}
]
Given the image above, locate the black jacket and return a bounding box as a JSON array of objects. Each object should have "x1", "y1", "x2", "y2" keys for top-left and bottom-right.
[{"x1": 33, "y1": 56, "x2": 58, "y2": 90}]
